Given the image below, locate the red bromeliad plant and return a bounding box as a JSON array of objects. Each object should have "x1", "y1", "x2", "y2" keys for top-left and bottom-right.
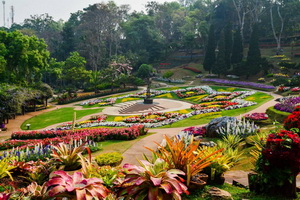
[
  {"x1": 283, "y1": 110, "x2": 300, "y2": 132},
  {"x1": 119, "y1": 159, "x2": 189, "y2": 200},
  {"x1": 47, "y1": 170, "x2": 110, "y2": 200}
]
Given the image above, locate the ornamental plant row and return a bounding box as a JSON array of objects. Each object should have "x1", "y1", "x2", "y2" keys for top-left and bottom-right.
[{"x1": 11, "y1": 125, "x2": 147, "y2": 140}]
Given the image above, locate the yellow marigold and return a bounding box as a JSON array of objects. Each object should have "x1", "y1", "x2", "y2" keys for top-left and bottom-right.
[
  {"x1": 245, "y1": 97, "x2": 255, "y2": 101},
  {"x1": 156, "y1": 93, "x2": 173, "y2": 98},
  {"x1": 214, "y1": 95, "x2": 227, "y2": 99},
  {"x1": 185, "y1": 94, "x2": 207, "y2": 101},
  {"x1": 114, "y1": 117, "x2": 124, "y2": 122},
  {"x1": 122, "y1": 98, "x2": 139, "y2": 102}
]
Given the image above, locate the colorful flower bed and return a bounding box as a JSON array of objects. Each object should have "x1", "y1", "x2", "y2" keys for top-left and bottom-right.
[
  {"x1": 57, "y1": 115, "x2": 107, "y2": 130},
  {"x1": 200, "y1": 92, "x2": 241, "y2": 102},
  {"x1": 123, "y1": 112, "x2": 182, "y2": 123},
  {"x1": 274, "y1": 96, "x2": 300, "y2": 113},
  {"x1": 202, "y1": 78, "x2": 275, "y2": 90},
  {"x1": 11, "y1": 125, "x2": 146, "y2": 141},
  {"x1": 174, "y1": 88, "x2": 206, "y2": 98},
  {"x1": 244, "y1": 113, "x2": 268, "y2": 121},
  {"x1": 191, "y1": 101, "x2": 239, "y2": 110},
  {"x1": 80, "y1": 98, "x2": 115, "y2": 106}
]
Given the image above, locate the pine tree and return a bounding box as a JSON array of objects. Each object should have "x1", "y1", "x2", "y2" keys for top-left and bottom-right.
[
  {"x1": 231, "y1": 28, "x2": 243, "y2": 64},
  {"x1": 224, "y1": 23, "x2": 232, "y2": 69},
  {"x1": 246, "y1": 24, "x2": 261, "y2": 76},
  {"x1": 203, "y1": 25, "x2": 216, "y2": 73},
  {"x1": 213, "y1": 30, "x2": 227, "y2": 76}
]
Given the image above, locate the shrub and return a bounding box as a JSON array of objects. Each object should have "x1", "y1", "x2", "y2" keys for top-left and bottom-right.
[
  {"x1": 271, "y1": 77, "x2": 289, "y2": 86},
  {"x1": 266, "y1": 106, "x2": 290, "y2": 123},
  {"x1": 95, "y1": 152, "x2": 123, "y2": 167},
  {"x1": 162, "y1": 71, "x2": 174, "y2": 79}
]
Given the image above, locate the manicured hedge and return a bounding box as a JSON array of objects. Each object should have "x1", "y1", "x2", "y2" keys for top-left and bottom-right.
[
  {"x1": 58, "y1": 87, "x2": 138, "y2": 105},
  {"x1": 266, "y1": 106, "x2": 290, "y2": 123}
]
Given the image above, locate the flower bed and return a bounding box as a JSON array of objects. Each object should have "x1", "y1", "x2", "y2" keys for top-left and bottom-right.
[
  {"x1": 11, "y1": 125, "x2": 146, "y2": 141},
  {"x1": 80, "y1": 99, "x2": 115, "y2": 106},
  {"x1": 244, "y1": 113, "x2": 268, "y2": 121},
  {"x1": 191, "y1": 101, "x2": 239, "y2": 110},
  {"x1": 274, "y1": 96, "x2": 300, "y2": 113},
  {"x1": 182, "y1": 126, "x2": 206, "y2": 136},
  {"x1": 174, "y1": 88, "x2": 206, "y2": 98},
  {"x1": 58, "y1": 87, "x2": 137, "y2": 104},
  {"x1": 123, "y1": 112, "x2": 182, "y2": 123},
  {"x1": 200, "y1": 92, "x2": 241, "y2": 102},
  {"x1": 202, "y1": 78, "x2": 275, "y2": 90}
]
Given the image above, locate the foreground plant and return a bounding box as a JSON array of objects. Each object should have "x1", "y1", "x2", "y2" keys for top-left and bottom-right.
[
  {"x1": 119, "y1": 159, "x2": 189, "y2": 199},
  {"x1": 0, "y1": 158, "x2": 15, "y2": 180},
  {"x1": 146, "y1": 135, "x2": 222, "y2": 186},
  {"x1": 51, "y1": 142, "x2": 85, "y2": 170},
  {"x1": 47, "y1": 170, "x2": 110, "y2": 200}
]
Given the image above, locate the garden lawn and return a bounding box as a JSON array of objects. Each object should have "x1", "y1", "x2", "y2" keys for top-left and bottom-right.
[{"x1": 21, "y1": 107, "x2": 103, "y2": 130}]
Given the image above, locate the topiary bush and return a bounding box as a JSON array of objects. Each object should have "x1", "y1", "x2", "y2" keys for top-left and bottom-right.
[
  {"x1": 266, "y1": 106, "x2": 290, "y2": 123},
  {"x1": 95, "y1": 152, "x2": 123, "y2": 167}
]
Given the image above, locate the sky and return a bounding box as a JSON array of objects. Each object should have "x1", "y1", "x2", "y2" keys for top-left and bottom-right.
[{"x1": 2, "y1": 0, "x2": 175, "y2": 26}]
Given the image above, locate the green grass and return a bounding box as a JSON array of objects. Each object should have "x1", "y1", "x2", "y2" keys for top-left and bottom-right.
[
  {"x1": 21, "y1": 107, "x2": 103, "y2": 130},
  {"x1": 183, "y1": 183, "x2": 300, "y2": 200}
]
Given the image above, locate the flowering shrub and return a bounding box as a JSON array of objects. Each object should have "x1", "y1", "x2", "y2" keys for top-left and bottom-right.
[
  {"x1": 252, "y1": 130, "x2": 300, "y2": 197},
  {"x1": 244, "y1": 113, "x2": 268, "y2": 121},
  {"x1": 274, "y1": 96, "x2": 300, "y2": 113},
  {"x1": 283, "y1": 110, "x2": 300, "y2": 131}
]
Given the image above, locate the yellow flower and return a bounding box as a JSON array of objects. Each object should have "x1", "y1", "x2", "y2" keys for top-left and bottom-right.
[
  {"x1": 114, "y1": 117, "x2": 124, "y2": 122},
  {"x1": 245, "y1": 97, "x2": 255, "y2": 101},
  {"x1": 122, "y1": 98, "x2": 139, "y2": 102},
  {"x1": 185, "y1": 94, "x2": 207, "y2": 101},
  {"x1": 156, "y1": 93, "x2": 173, "y2": 98}
]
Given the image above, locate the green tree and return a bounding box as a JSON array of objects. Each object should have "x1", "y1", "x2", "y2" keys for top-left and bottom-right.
[
  {"x1": 246, "y1": 24, "x2": 261, "y2": 77},
  {"x1": 137, "y1": 64, "x2": 155, "y2": 100},
  {"x1": 203, "y1": 24, "x2": 216, "y2": 73},
  {"x1": 231, "y1": 28, "x2": 243, "y2": 64},
  {"x1": 224, "y1": 23, "x2": 232, "y2": 69},
  {"x1": 0, "y1": 31, "x2": 50, "y2": 85},
  {"x1": 63, "y1": 52, "x2": 89, "y2": 88},
  {"x1": 213, "y1": 30, "x2": 227, "y2": 76}
]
